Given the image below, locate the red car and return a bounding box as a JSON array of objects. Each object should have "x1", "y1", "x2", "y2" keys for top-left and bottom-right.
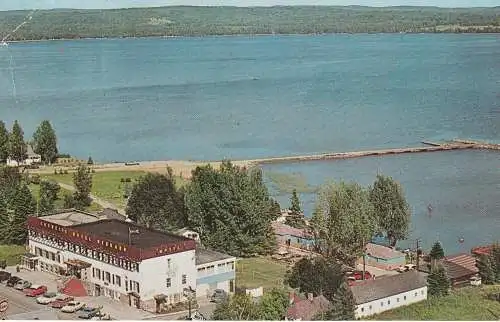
[
  {"x1": 24, "y1": 285, "x2": 48, "y2": 297},
  {"x1": 50, "y1": 296, "x2": 74, "y2": 309},
  {"x1": 346, "y1": 270, "x2": 372, "y2": 281}
]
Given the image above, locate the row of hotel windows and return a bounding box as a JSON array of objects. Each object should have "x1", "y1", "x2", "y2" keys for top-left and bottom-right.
[
  {"x1": 197, "y1": 261, "x2": 235, "y2": 277},
  {"x1": 166, "y1": 275, "x2": 187, "y2": 288},
  {"x1": 31, "y1": 234, "x2": 139, "y2": 272},
  {"x1": 359, "y1": 290, "x2": 426, "y2": 313},
  {"x1": 92, "y1": 268, "x2": 140, "y2": 293}
]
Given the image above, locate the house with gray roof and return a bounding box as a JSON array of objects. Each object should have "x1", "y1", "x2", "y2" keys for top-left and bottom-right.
[{"x1": 350, "y1": 270, "x2": 428, "y2": 318}]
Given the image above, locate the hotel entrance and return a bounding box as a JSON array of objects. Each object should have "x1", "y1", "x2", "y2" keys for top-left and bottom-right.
[{"x1": 20, "y1": 253, "x2": 39, "y2": 271}]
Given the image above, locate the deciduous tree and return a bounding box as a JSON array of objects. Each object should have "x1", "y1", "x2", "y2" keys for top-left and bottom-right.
[
  {"x1": 212, "y1": 293, "x2": 258, "y2": 320},
  {"x1": 8, "y1": 120, "x2": 27, "y2": 165},
  {"x1": 310, "y1": 181, "x2": 378, "y2": 265},
  {"x1": 286, "y1": 257, "x2": 343, "y2": 301},
  {"x1": 256, "y1": 288, "x2": 289, "y2": 320},
  {"x1": 0, "y1": 195, "x2": 9, "y2": 244},
  {"x1": 477, "y1": 254, "x2": 496, "y2": 285},
  {"x1": 10, "y1": 184, "x2": 36, "y2": 244},
  {"x1": 369, "y1": 175, "x2": 411, "y2": 247},
  {"x1": 38, "y1": 180, "x2": 61, "y2": 215},
  {"x1": 32, "y1": 120, "x2": 58, "y2": 164},
  {"x1": 126, "y1": 169, "x2": 187, "y2": 231},
  {"x1": 427, "y1": 264, "x2": 450, "y2": 296},
  {"x1": 285, "y1": 189, "x2": 305, "y2": 228},
  {"x1": 72, "y1": 164, "x2": 92, "y2": 210},
  {"x1": 185, "y1": 161, "x2": 276, "y2": 257},
  {"x1": 0, "y1": 121, "x2": 9, "y2": 162}
]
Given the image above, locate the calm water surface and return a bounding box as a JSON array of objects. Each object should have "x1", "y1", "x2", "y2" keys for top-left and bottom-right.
[{"x1": 0, "y1": 34, "x2": 498, "y2": 252}]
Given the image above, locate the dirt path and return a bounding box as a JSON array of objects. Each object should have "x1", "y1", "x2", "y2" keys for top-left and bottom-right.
[{"x1": 57, "y1": 182, "x2": 126, "y2": 215}]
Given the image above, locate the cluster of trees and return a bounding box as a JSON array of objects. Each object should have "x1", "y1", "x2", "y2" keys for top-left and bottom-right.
[
  {"x1": 426, "y1": 241, "x2": 451, "y2": 297},
  {"x1": 309, "y1": 175, "x2": 411, "y2": 266},
  {"x1": 1, "y1": 6, "x2": 499, "y2": 41},
  {"x1": 0, "y1": 119, "x2": 58, "y2": 165},
  {"x1": 126, "y1": 161, "x2": 280, "y2": 257},
  {"x1": 477, "y1": 244, "x2": 500, "y2": 285}
]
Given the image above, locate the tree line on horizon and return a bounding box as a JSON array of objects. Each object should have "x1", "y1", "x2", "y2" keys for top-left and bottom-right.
[{"x1": 0, "y1": 6, "x2": 499, "y2": 41}]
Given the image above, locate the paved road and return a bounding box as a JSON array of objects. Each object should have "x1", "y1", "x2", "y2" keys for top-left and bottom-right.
[
  {"x1": 1, "y1": 284, "x2": 39, "y2": 316},
  {"x1": 57, "y1": 182, "x2": 126, "y2": 215}
]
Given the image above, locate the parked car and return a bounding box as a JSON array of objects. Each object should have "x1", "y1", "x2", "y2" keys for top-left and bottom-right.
[
  {"x1": 346, "y1": 270, "x2": 372, "y2": 280},
  {"x1": 78, "y1": 307, "x2": 101, "y2": 319},
  {"x1": 397, "y1": 264, "x2": 416, "y2": 273},
  {"x1": 91, "y1": 312, "x2": 111, "y2": 320},
  {"x1": 6, "y1": 276, "x2": 20, "y2": 287},
  {"x1": 61, "y1": 301, "x2": 85, "y2": 313},
  {"x1": 50, "y1": 295, "x2": 74, "y2": 309},
  {"x1": 14, "y1": 280, "x2": 32, "y2": 290},
  {"x1": 36, "y1": 292, "x2": 59, "y2": 304},
  {"x1": 24, "y1": 285, "x2": 48, "y2": 297},
  {"x1": 210, "y1": 289, "x2": 228, "y2": 303},
  {"x1": 0, "y1": 271, "x2": 11, "y2": 282}
]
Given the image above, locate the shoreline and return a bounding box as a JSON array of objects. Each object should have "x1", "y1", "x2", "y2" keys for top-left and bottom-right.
[{"x1": 4, "y1": 30, "x2": 500, "y2": 45}]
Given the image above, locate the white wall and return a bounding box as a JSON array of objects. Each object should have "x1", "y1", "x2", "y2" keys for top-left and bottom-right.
[
  {"x1": 140, "y1": 249, "x2": 196, "y2": 301},
  {"x1": 355, "y1": 286, "x2": 428, "y2": 318},
  {"x1": 195, "y1": 257, "x2": 236, "y2": 298}
]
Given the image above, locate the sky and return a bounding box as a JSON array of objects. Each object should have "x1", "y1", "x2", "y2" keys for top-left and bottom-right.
[{"x1": 0, "y1": 0, "x2": 498, "y2": 11}]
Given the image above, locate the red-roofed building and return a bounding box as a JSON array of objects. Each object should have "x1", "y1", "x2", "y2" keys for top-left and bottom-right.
[
  {"x1": 272, "y1": 222, "x2": 314, "y2": 250},
  {"x1": 442, "y1": 253, "x2": 479, "y2": 287},
  {"x1": 286, "y1": 292, "x2": 331, "y2": 320},
  {"x1": 471, "y1": 245, "x2": 494, "y2": 257}
]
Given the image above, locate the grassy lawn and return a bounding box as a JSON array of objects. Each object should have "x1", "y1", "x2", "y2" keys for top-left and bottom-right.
[
  {"x1": 0, "y1": 245, "x2": 26, "y2": 266},
  {"x1": 29, "y1": 184, "x2": 102, "y2": 212},
  {"x1": 40, "y1": 170, "x2": 186, "y2": 209},
  {"x1": 236, "y1": 257, "x2": 289, "y2": 291},
  {"x1": 265, "y1": 171, "x2": 318, "y2": 194},
  {"x1": 372, "y1": 285, "x2": 500, "y2": 320}
]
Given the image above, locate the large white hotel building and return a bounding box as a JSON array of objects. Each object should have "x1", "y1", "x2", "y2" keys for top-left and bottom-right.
[{"x1": 23, "y1": 210, "x2": 236, "y2": 313}]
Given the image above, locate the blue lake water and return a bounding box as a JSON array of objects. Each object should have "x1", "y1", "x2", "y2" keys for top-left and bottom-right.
[{"x1": 0, "y1": 34, "x2": 498, "y2": 253}]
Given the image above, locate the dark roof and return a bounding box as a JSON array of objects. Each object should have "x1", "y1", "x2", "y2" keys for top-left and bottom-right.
[
  {"x1": 195, "y1": 248, "x2": 235, "y2": 266},
  {"x1": 442, "y1": 260, "x2": 476, "y2": 280},
  {"x1": 366, "y1": 243, "x2": 405, "y2": 260},
  {"x1": 350, "y1": 271, "x2": 427, "y2": 304},
  {"x1": 72, "y1": 219, "x2": 190, "y2": 249},
  {"x1": 444, "y1": 253, "x2": 478, "y2": 274},
  {"x1": 287, "y1": 295, "x2": 331, "y2": 320}
]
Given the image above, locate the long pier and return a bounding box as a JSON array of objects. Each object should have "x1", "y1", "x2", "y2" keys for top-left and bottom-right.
[{"x1": 245, "y1": 139, "x2": 500, "y2": 165}]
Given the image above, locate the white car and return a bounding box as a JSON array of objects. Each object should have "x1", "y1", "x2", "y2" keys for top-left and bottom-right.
[
  {"x1": 36, "y1": 292, "x2": 59, "y2": 304},
  {"x1": 470, "y1": 276, "x2": 482, "y2": 286},
  {"x1": 61, "y1": 301, "x2": 85, "y2": 313}
]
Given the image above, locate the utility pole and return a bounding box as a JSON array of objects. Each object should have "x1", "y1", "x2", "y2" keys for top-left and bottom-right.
[{"x1": 416, "y1": 239, "x2": 421, "y2": 271}]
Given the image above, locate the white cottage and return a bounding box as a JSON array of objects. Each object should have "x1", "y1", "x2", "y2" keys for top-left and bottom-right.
[
  {"x1": 351, "y1": 270, "x2": 428, "y2": 318},
  {"x1": 6, "y1": 145, "x2": 41, "y2": 166}
]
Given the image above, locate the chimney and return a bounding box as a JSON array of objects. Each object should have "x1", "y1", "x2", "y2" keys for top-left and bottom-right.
[
  {"x1": 289, "y1": 291, "x2": 295, "y2": 305},
  {"x1": 307, "y1": 293, "x2": 313, "y2": 302}
]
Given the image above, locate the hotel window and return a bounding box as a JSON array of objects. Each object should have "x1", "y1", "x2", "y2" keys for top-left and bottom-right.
[
  {"x1": 167, "y1": 258, "x2": 171, "y2": 269},
  {"x1": 115, "y1": 275, "x2": 121, "y2": 287},
  {"x1": 92, "y1": 268, "x2": 95, "y2": 278},
  {"x1": 96, "y1": 269, "x2": 101, "y2": 280},
  {"x1": 105, "y1": 272, "x2": 111, "y2": 283},
  {"x1": 404, "y1": 295, "x2": 407, "y2": 301},
  {"x1": 369, "y1": 305, "x2": 372, "y2": 310},
  {"x1": 182, "y1": 275, "x2": 187, "y2": 284},
  {"x1": 361, "y1": 307, "x2": 364, "y2": 312},
  {"x1": 387, "y1": 300, "x2": 390, "y2": 305},
  {"x1": 397, "y1": 298, "x2": 400, "y2": 303},
  {"x1": 207, "y1": 265, "x2": 215, "y2": 274},
  {"x1": 229, "y1": 261, "x2": 235, "y2": 270},
  {"x1": 380, "y1": 302, "x2": 383, "y2": 307},
  {"x1": 112, "y1": 275, "x2": 115, "y2": 284},
  {"x1": 166, "y1": 278, "x2": 171, "y2": 288},
  {"x1": 414, "y1": 292, "x2": 417, "y2": 297},
  {"x1": 218, "y1": 263, "x2": 226, "y2": 272}
]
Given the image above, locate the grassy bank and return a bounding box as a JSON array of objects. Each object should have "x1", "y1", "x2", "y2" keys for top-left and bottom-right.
[
  {"x1": 372, "y1": 285, "x2": 500, "y2": 320},
  {"x1": 41, "y1": 170, "x2": 185, "y2": 209},
  {"x1": 265, "y1": 171, "x2": 318, "y2": 194},
  {"x1": 29, "y1": 183, "x2": 102, "y2": 212},
  {"x1": 0, "y1": 245, "x2": 26, "y2": 266},
  {"x1": 236, "y1": 257, "x2": 289, "y2": 291}
]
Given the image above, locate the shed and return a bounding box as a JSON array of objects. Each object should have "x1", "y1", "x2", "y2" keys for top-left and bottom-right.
[{"x1": 360, "y1": 243, "x2": 406, "y2": 270}]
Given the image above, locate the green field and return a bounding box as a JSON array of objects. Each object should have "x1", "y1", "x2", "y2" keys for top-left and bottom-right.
[
  {"x1": 372, "y1": 285, "x2": 500, "y2": 320},
  {"x1": 0, "y1": 245, "x2": 26, "y2": 265},
  {"x1": 236, "y1": 257, "x2": 289, "y2": 291},
  {"x1": 265, "y1": 171, "x2": 318, "y2": 194}
]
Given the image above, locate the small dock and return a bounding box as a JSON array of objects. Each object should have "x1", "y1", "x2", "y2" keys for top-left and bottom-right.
[{"x1": 243, "y1": 139, "x2": 500, "y2": 165}]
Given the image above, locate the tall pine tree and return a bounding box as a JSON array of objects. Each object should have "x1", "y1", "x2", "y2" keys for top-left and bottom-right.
[
  {"x1": 427, "y1": 264, "x2": 450, "y2": 296},
  {"x1": 8, "y1": 120, "x2": 27, "y2": 165},
  {"x1": 429, "y1": 240, "x2": 445, "y2": 268},
  {"x1": 319, "y1": 280, "x2": 356, "y2": 320},
  {"x1": 0, "y1": 120, "x2": 9, "y2": 162},
  {"x1": 0, "y1": 195, "x2": 9, "y2": 244},
  {"x1": 10, "y1": 184, "x2": 36, "y2": 245},
  {"x1": 285, "y1": 189, "x2": 305, "y2": 228},
  {"x1": 32, "y1": 120, "x2": 58, "y2": 164}
]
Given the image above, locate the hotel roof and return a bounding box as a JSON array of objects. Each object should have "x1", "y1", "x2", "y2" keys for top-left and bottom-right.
[
  {"x1": 41, "y1": 210, "x2": 101, "y2": 226},
  {"x1": 71, "y1": 219, "x2": 191, "y2": 249},
  {"x1": 195, "y1": 248, "x2": 235, "y2": 266}
]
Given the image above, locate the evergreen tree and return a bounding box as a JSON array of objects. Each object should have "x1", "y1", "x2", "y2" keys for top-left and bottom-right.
[
  {"x1": 429, "y1": 241, "x2": 445, "y2": 268},
  {"x1": 477, "y1": 254, "x2": 496, "y2": 285},
  {"x1": 0, "y1": 120, "x2": 9, "y2": 162},
  {"x1": 38, "y1": 180, "x2": 61, "y2": 215},
  {"x1": 72, "y1": 164, "x2": 92, "y2": 210},
  {"x1": 318, "y1": 280, "x2": 356, "y2": 320},
  {"x1": 285, "y1": 189, "x2": 306, "y2": 228},
  {"x1": 32, "y1": 120, "x2": 58, "y2": 164},
  {"x1": 427, "y1": 264, "x2": 450, "y2": 296},
  {"x1": 369, "y1": 174, "x2": 411, "y2": 247},
  {"x1": 8, "y1": 120, "x2": 27, "y2": 165},
  {"x1": 10, "y1": 184, "x2": 36, "y2": 245},
  {"x1": 87, "y1": 156, "x2": 94, "y2": 165},
  {"x1": 490, "y1": 243, "x2": 500, "y2": 282},
  {"x1": 0, "y1": 195, "x2": 9, "y2": 244}
]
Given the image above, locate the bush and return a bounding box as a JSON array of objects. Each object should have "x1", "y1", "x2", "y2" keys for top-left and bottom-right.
[{"x1": 30, "y1": 174, "x2": 41, "y2": 184}]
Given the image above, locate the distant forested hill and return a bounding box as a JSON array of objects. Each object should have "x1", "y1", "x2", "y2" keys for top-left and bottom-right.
[{"x1": 1, "y1": 6, "x2": 499, "y2": 41}]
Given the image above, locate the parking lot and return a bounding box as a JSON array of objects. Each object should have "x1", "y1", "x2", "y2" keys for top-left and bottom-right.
[{"x1": 0, "y1": 267, "x2": 155, "y2": 320}]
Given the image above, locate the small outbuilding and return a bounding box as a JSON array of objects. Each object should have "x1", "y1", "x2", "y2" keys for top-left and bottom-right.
[{"x1": 359, "y1": 243, "x2": 406, "y2": 270}]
